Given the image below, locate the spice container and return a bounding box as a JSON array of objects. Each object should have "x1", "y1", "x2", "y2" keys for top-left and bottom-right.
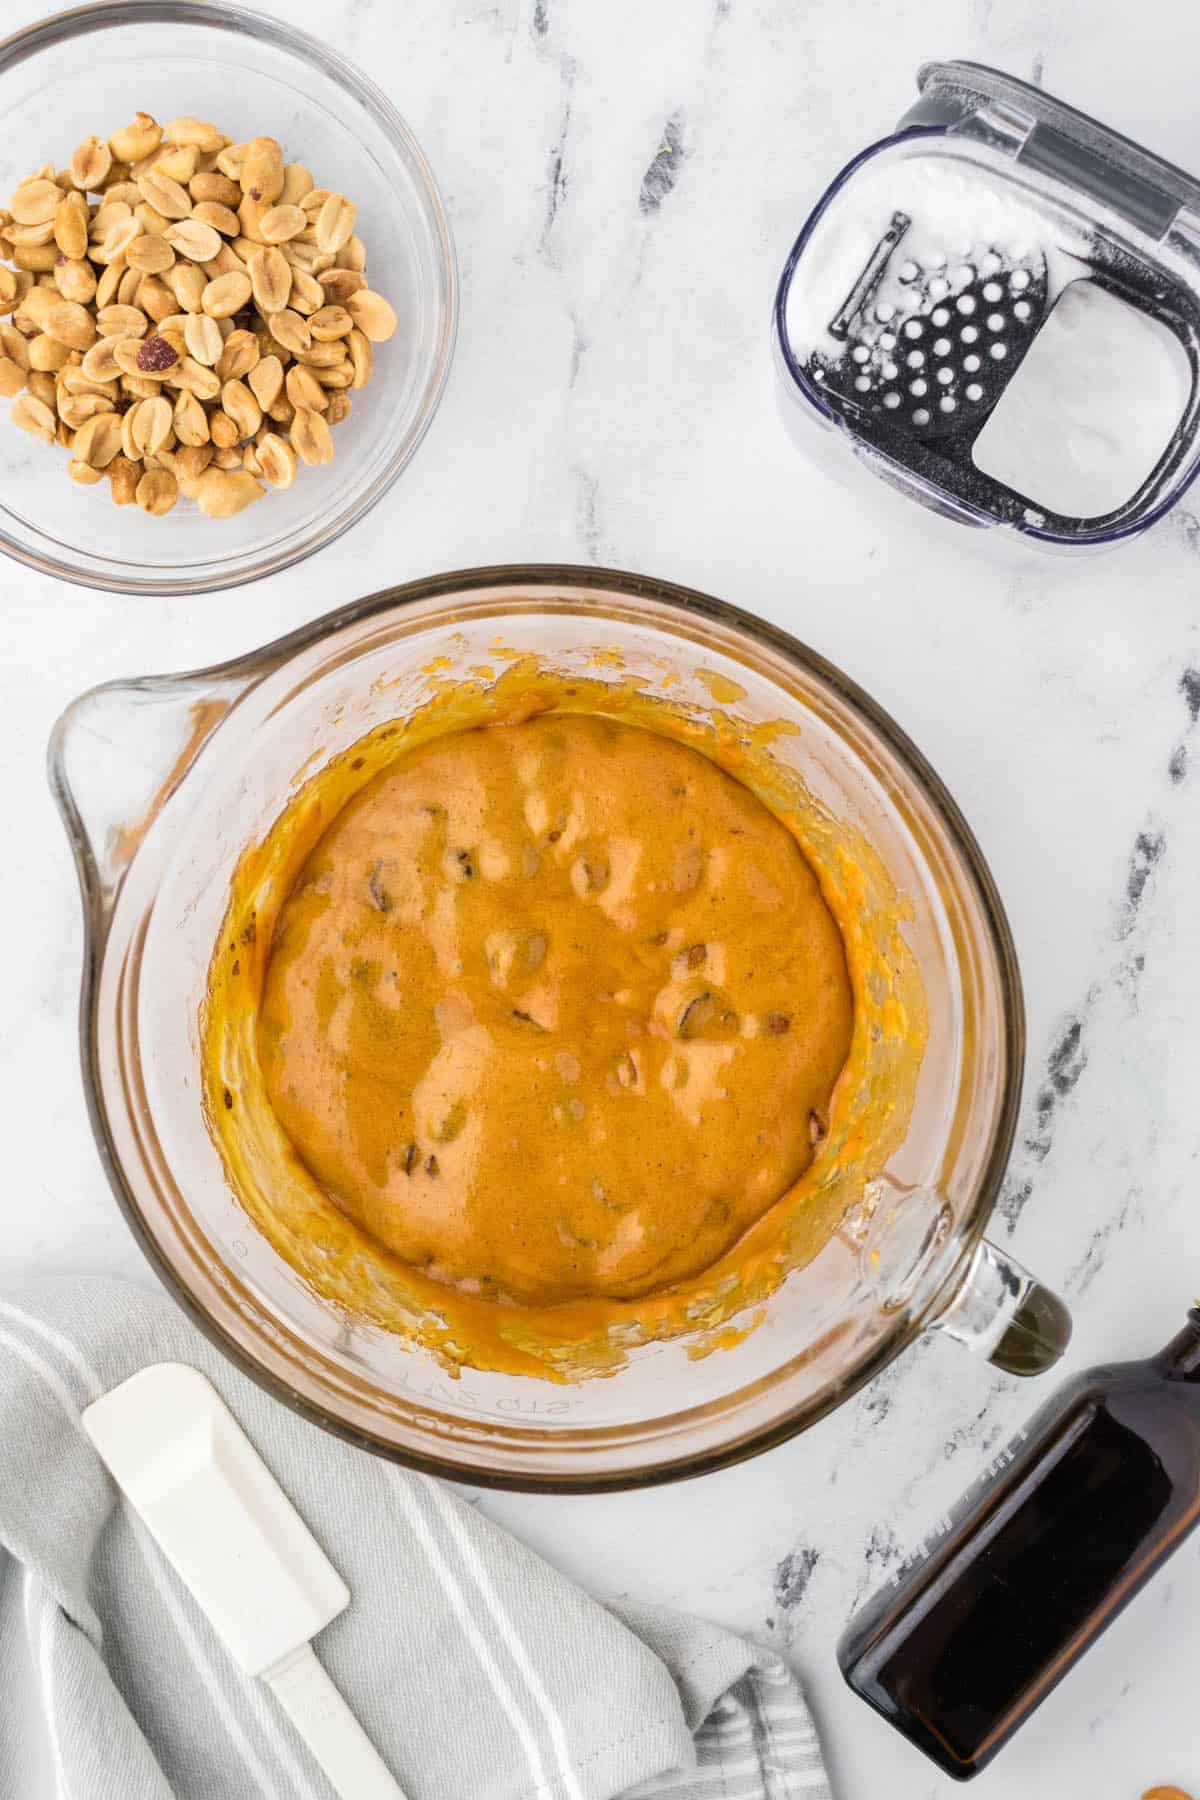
[
  {"x1": 774, "y1": 61, "x2": 1200, "y2": 549},
  {"x1": 839, "y1": 1306, "x2": 1200, "y2": 1778}
]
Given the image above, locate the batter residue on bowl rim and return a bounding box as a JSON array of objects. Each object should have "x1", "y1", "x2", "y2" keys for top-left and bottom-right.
[{"x1": 201, "y1": 656, "x2": 927, "y2": 1381}]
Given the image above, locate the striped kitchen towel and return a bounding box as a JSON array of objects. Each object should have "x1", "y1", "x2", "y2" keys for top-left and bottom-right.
[{"x1": 0, "y1": 1276, "x2": 832, "y2": 1800}]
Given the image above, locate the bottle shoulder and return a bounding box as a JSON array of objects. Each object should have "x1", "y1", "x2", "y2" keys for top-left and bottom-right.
[
  {"x1": 1038, "y1": 1360, "x2": 1200, "y2": 1492},
  {"x1": 1069, "y1": 1352, "x2": 1200, "y2": 1408}
]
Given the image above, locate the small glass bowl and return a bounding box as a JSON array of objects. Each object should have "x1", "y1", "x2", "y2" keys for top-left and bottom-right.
[{"x1": 0, "y1": 1, "x2": 457, "y2": 594}]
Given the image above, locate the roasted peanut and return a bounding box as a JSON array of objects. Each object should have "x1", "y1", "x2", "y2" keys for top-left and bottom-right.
[
  {"x1": 290, "y1": 405, "x2": 332, "y2": 465},
  {"x1": 201, "y1": 270, "x2": 251, "y2": 318},
  {"x1": 110, "y1": 113, "x2": 163, "y2": 164},
  {"x1": 3, "y1": 109, "x2": 396, "y2": 514},
  {"x1": 347, "y1": 288, "x2": 397, "y2": 342},
  {"x1": 247, "y1": 245, "x2": 291, "y2": 314},
  {"x1": 108, "y1": 453, "x2": 139, "y2": 504},
  {"x1": 136, "y1": 465, "x2": 178, "y2": 514},
  {"x1": 192, "y1": 466, "x2": 265, "y2": 516},
  {"x1": 240, "y1": 137, "x2": 285, "y2": 205},
  {"x1": 70, "y1": 136, "x2": 112, "y2": 192},
  {"x1": 256, "y1": 430, "x2": 296, "y2": 488}
]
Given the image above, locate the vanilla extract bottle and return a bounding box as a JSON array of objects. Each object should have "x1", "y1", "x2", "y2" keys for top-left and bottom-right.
[{"x1": 839, "y1": 1307, "x2": 1200, "y2": 1779}]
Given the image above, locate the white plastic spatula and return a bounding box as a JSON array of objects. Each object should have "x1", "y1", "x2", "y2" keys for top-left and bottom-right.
[{"x1": 82, "y1": 1362, "x2": 408, "y2": 1800}]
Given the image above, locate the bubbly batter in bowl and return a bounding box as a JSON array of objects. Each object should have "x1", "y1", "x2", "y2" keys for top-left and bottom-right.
[
  {"x1": 202, "y1": 658, "x2": 925, "y2": 1381},
  {"x1": 258, "y1": 715, "x2": 853, "y2": 1308}
]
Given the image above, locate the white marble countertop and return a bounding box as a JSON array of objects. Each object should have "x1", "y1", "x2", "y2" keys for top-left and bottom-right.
[{"x1": 3, "y1": 0, "x2": 1200, "y2": 1794}]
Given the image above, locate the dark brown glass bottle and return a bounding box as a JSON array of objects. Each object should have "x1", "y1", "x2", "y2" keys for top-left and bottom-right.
[{"x1": 838, "y1": 1307, "x2": 1200, "y2": 1780}]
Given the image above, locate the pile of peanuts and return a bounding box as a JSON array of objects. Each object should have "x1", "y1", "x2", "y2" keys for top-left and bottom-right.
[{"x1": 0, "y1": 112, "x2": 397, "y2": 518}]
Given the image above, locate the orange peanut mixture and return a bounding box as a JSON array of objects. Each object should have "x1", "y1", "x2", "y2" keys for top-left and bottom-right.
[
  {"x1": 257, "y1": 715, "x2": 853, "y2": 1306},
  {"x1": 203, "y1": 660, "x2": 927, "y2": 1380}
]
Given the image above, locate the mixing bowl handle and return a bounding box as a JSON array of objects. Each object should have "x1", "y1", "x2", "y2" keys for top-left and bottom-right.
[
  {"x1": 931, "y1": 1238, "x2": 1072, "y2": 1376},
  {"x1": 48, "y1": 669, "x2": 255, "y2": 930}
]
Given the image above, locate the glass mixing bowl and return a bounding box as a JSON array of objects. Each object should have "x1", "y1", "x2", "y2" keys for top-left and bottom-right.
[
  {"x1": 50, "y1": 566, "x2": 1070, "y2": 1490},
  {"x1": 0, "y1": 1, "x2": 456, "y2": 594}
]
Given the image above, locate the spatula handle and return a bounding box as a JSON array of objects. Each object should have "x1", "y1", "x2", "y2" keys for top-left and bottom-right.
[{"x1": 265, "y1": 1643, "x2": 408, "y2": 1800}]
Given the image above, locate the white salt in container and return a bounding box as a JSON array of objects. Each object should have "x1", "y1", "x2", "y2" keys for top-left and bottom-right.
[{"x1": 774, "y1": 61, "x2": 1200, "y2": 550}]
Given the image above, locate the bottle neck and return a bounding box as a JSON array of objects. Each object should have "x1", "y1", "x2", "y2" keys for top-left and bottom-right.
[{"x1": 1152, "y1": 1308, "x2": 1200, "y2": 1382}]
